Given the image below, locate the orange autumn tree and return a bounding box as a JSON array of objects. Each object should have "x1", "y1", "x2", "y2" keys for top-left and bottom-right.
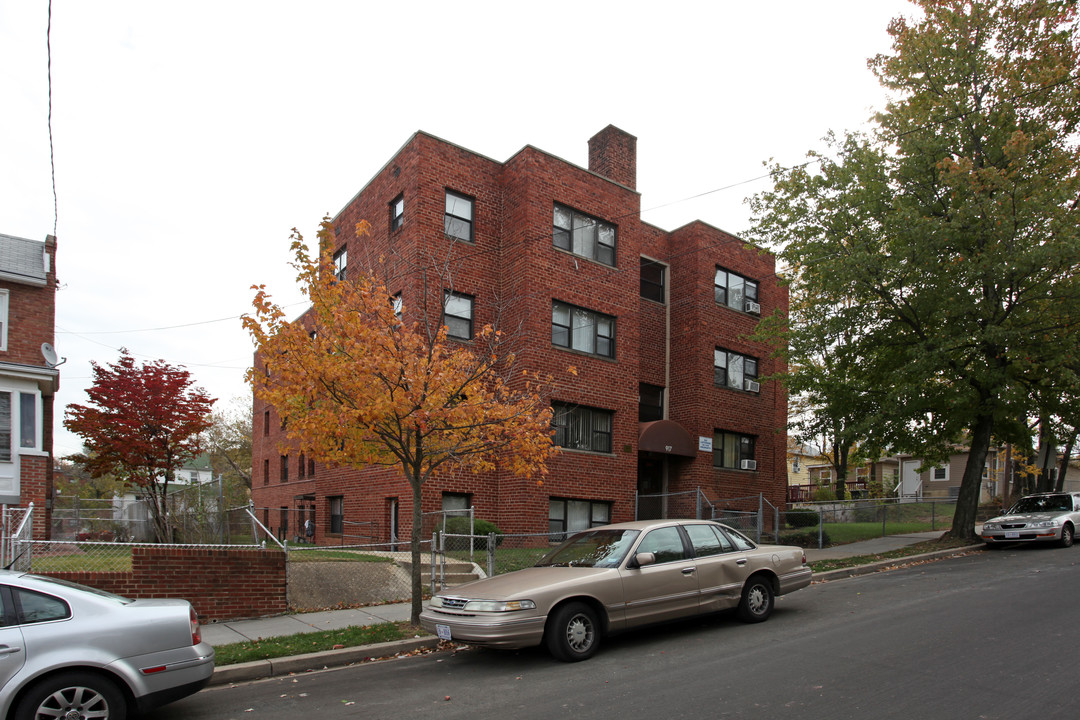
[{"x1": 243, "y1": 218, "x2": 556, "y2": 623}]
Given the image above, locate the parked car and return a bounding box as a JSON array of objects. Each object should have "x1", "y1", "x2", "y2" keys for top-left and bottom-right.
[
  {"x1": 981, "y1": 492, "x2": 1080, "y2": 548},
  {"x1": 0, "y1": 571, "x2": 215, "y2": 720},
  {"x1": 420, "y1": 519, "x2": 812, "y2": 661}
]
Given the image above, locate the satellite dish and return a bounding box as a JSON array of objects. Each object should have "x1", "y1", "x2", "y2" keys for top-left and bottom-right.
[{"x1": 41, "y1": 343, "x2": 59, "y2": 367}]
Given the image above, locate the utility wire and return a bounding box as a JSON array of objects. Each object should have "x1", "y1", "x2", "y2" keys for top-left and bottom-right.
[{"x1": 47, "y1": 0, "x2": 57, "y2": 236}]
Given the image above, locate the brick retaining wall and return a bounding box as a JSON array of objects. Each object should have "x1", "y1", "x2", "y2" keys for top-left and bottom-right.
[{"x1": 46, "y1": 546, "x2": 287, "y2": 622}]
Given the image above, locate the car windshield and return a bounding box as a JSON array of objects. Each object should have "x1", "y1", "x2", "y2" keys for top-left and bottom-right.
[
  {"x1": 535, "y1": 529, "x2": 641, "y2": 568},
  {"x1": 1009, "y1": 495, "x2": 1074, "y2": 514}
]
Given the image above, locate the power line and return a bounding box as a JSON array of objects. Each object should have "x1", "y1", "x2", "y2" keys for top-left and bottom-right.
[{"x1": 47, "y1": 0, "x2": 57, "y2": 236}]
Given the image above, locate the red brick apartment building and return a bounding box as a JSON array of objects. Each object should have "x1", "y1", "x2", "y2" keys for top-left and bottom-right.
[
  {"x1": 0, "y1": 233, "x2": 59, "y2": 539},
  {"x1": 252, "y1": 126, "x2": 787, "y2": 544}
]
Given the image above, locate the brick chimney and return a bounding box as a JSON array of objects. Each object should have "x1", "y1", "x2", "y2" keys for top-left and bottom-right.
[{"x1": 588, "y1": 125, "x2": 637, "y2": 190}]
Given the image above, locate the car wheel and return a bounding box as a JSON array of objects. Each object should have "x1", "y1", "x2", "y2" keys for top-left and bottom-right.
[
  {"x1": 1059, "y1": 524, "x2": 1074, "y2": 548},
  {"x1": 14, "y1": 671, "x2": 127, "y2": 720},
  {"x1": 737, "y1": 575, "x2": 775, "y2": 623},
  {"x1": 545, "y1": 601, "x2": 600, "y2": 662}
]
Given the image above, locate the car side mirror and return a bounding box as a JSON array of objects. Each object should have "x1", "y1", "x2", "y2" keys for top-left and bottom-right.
[{"x1": 632, "y1": 552, "x2": 656, "y2": 568}]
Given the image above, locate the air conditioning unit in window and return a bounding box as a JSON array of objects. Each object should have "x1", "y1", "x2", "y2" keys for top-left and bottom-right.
[
  {"x1": 740, "y1": 459, "x2": 758, "y2": 471},
  {"x1": 745, "y1": 301, "x2": 761, "y2": 314},
  {"x1": 744, "y1": 379, "x2": 760, "y2": 393}
]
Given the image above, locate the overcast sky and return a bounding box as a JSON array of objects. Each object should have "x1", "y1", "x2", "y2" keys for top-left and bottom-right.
[{"x1": 0, "y1": 0, "x2": 916, "y2": 458}]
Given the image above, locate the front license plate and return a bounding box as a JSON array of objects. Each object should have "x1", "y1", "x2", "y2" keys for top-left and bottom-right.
[
  {"x1": 436, "y1": 624, "x2": 452, "y2": 641},
  {"x1": 1005, "y1": 531, "x2": 1020, "y2": 539}
]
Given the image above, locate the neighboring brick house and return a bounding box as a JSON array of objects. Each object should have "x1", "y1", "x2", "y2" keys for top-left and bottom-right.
[
  {"x1": 0, "y1": 232, "x2": 59, "y2": 539},
  {"x1": 252, "y1": 126, "x2": 788, "y2": 543}
]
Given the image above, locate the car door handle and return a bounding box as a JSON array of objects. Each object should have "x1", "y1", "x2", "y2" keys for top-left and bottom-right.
[
  {"x1": 735, "y1": 559, "x2": 748, "y2": 566},
  {"x1": 682, "y1": 568, "x2": 696, "y2": 575},
  {"x1": 0, "y1": 646, "x2": 22, "y2": 656}
]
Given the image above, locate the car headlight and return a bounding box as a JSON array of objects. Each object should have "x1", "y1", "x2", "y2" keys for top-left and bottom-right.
[
  {"x1": 982, "y1": 523, "x2": 998, "y2": 531},
  {"x1": 463, "y1": 599, "x2": 537, "y2": 612},
  {"x1": 1031, "y1": 520, "x2": 1060, "y2": 529}
]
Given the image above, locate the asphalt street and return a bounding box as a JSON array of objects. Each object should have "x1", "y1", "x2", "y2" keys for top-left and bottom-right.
[{"x1": 152, "y1": 543, "x2": 1079, "y2": 720}]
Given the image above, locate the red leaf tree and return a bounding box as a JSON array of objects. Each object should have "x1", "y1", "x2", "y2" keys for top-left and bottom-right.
[{"x1": 64, "y1": 351, "x2": 216, "y2": 542}]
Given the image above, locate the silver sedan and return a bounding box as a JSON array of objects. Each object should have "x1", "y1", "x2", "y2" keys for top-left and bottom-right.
[
  {"x1": 420, "y1": 519, "x2": 812, "y2": 661},
  {"x1": 0, "y1": 571, "x2": 215, "y2": 720},
  {"x1": 981, "y1": 492, "x2": 1080, "y2": 548}
]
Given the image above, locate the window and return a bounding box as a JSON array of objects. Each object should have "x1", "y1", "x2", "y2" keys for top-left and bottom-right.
[
  {"x1": 553, "y1": 204, "x2": 616, "y2": 266},
  {"x1": 714, "y1": 268, "x2": 759, "y2": 313},
  {"x1": 552, "y1": 402, "x2": 613, "y2": 453},
  {"x1": 548, "y1": 498, "x2": 611, "y2": 536},
  {"x1": 329, "y1": 496, "x2": 344, "y2": 534},
  {"x1": 713, "y1": 431, "x2": 756, "y2": 469},
  {"x1": 263, "y1": 410, "x2": 270, "y2": 436},
  {"x1": 552, "y1": 301, "x2": 615, "y2": 358},
  {"x1": 932, "y1": 466, "x2": 948, "y2": 482},
  {"x1": 0, "y1": 290, "x2": 7, "y2": 351},
  {"x1": 444, "y1": 191, "x2": 474, "y2": 242},
  {"x1": 636, "y1": 526, "x2": 687, "y2": 563},
  {"x1": 390, "y1": 194, "x2": 404, "y2": 231},
  {"x1": 714, "y1": 348, "x2": 759, "y2": 392},
  {"x1": 18, "y1": 393, "x2": 35, "y2": 450},
  {"x1": 0, "y1": 393, "x2": 10, "y2": 462},
  {"x1": 280, "y1": 507, "x2": 289, "y2": 536},
  {"x1": 280, "y1": 455, "x2": 288, "y2": 483},
  {"x1": 686, "y1": 523, "x2": 734, "y2": 557},
  {"x1": 640, "y1": 259, "x2": 666, "y2": 303},
  {"x1": 442, "y1": 291, "x2": 474, "y2": 340},
  {"x1": 298, "y1": 453, "x2": 306, "y2": 478},
  {"x1": 333, "y1": 246, "x2": 347, "y2": 282},
  {"x1": 308, "y1": 458, "x2": 316, "y2": 477},
  {"x1": 442, "y1": 492, "x2": 471, "y2": 512},
  {"x1": 392, "y1": 293, "x2": 403, "y2": 320},
  {"x1": 263, "y1": 459, "x2": 269, "y2": 485},
  {"x1": 639, "y1": 383, "x2": 664, "y2": 423},
  {"x1": 13, "y1": 588, "x2": 70, "y2": 624}
]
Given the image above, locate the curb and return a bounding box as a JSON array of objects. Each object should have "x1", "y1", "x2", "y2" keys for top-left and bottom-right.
[
  {"x1": 812, "y1": 544, "x2": 984, "y2": 582},
  {"x1": 209, "y1": 636, "x2": 439, "y2": 686}
]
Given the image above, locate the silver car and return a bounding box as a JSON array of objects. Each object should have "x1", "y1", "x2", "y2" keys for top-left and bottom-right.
[
  {"x1": 981, "y1": 492, "x2": 1080, "y2": 548},
  {"x1": 420, "y1": 519, "x2": 812, "y2": 661},
  {"x1": 0, "y1": 571, "x2": 215, "y2": 720}
]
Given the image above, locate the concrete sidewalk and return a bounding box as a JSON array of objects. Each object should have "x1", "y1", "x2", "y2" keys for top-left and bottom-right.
[{"x1": 205, "y1": 530, "x2": 978, "y2": 685}]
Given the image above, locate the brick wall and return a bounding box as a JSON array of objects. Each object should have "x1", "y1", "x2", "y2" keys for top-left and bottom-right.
[{"x1": 46, "y1": 546, "x2": 287, "y2": 622}]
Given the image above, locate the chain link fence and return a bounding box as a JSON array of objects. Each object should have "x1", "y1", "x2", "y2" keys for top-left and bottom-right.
[{"x1": 781, "y1": 498, "x2": 958, "y2": 549}]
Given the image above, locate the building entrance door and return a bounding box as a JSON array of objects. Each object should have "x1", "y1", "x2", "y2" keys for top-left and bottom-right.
[{"x1": 637, "y1": 454, "x2": 666, "y2": 520}]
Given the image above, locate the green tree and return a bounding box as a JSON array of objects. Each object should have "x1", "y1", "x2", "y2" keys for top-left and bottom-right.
[
  {"x1": 749, "y1": 0, "x2": 1080, "y2": 540},
  {"x1": 205, "y1": 397, "x2": 253, "y2": 496}
]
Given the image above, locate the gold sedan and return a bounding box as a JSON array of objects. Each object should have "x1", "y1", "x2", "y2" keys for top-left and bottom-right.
[{"x1": 420, "y1": 519, "x2": 812, "y2": 661}]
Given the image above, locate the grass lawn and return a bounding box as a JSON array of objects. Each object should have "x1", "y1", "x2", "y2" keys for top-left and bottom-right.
[
  {"x1": 808, "y1": 536, "x2": 978, "y2": 573},
  {"x1": 212, "y1": 622, "x2": 415, "y2": 665},
  {"x1": 31, "y1": 549, "x2": 133, "y2": 573},
  {"x1": 823, "y1": 521, "x2": 943, "y2": 544}
]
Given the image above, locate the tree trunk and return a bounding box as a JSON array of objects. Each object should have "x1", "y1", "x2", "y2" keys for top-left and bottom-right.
[
  {"x1": 833, "y1": 441, "x2": 848, "y2": 501},
  {"x1": 948, "y1": 413, "x2": 993, "y2": 542},
  {"x1": 409, "y1": 476, "x2": 424, "y2": 626},
  {"x1": 1055, "y1": 430, "x2": 1076, "y2": 493},
  {"x1": 1036, "y1": 416, "x2": 1054, "y2": 493}
]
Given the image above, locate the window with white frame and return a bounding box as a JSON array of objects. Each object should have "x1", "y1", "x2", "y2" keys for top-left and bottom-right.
[
  {"x1": 714, "y1": 348, "x2": 759, "y2": 392},
  {"x1": 0, "y1": 290, "x2": 7, "y2": 351},
  {"x1": 390, "y1": 194, "x2": 404, "y2": 231},
  {"x1": 329, "y1": 496, "x2": 344, "y2": 534},
  {"x1": 932, "y1": 466, "x2": 948, "y2": 482},
  {"x1": 552, "y1": 402, "x2": 613, "y2": 454},
  {"x1": 713, "y1": 431, "x2": 756, "y2": 470},
  {"x1": 714, "y1": 267, "x2": 759, "y2": 313},
  {"x1": 444, "y1": 191, "x2": 474, "y2": 242},
  {"x1": 333, "y1": 246, "x2": 347, "y2": 282},
  {"x1": 552, "y1": 301, "x2": 615, "y2": 358},
  {"x1": 442, "y1": 291, "x2": 474, "y2": 340},
  {"x1": 553, "y1": 204, "x2": 616, "y2": 266}
]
